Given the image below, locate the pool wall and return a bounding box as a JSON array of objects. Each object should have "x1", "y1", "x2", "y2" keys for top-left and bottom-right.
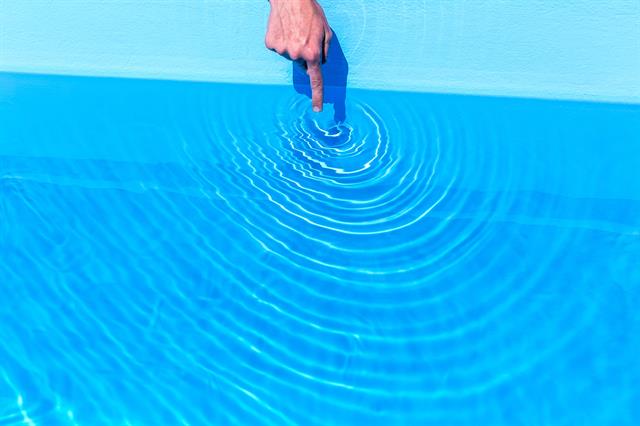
[{"x1": 1, "y1": 0, "x2": 639, "y2": 103}]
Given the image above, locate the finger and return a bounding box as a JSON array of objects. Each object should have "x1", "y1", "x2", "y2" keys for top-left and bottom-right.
[
  {"x1": 323, "y1": 29, "x2": 332, "y2": 64},
  {"x1": 307, "y1": 62, "x2": 324, "y2": 112}
]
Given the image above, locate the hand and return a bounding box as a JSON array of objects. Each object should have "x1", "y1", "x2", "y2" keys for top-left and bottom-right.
[{"x1": 265, "y1": 0, "x2": 333, "y2": 112}]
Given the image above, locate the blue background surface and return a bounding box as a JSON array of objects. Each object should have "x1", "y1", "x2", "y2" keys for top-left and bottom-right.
[
  {"x1": 1, "y1": 0, "x2": 639, "y2": 102},
  {"x1": 1, "y1": 73, "x2": 640, "y2": 424}
]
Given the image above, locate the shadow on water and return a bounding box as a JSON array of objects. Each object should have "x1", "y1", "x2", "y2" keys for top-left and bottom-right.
[{"x1": 293, "y1": 31, "x2": 348, "y2": 123}]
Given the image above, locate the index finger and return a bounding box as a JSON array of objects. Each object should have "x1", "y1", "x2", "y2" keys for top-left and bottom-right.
[{"x1": 306, "y1": 61, "x2": 324, "y2": 112}]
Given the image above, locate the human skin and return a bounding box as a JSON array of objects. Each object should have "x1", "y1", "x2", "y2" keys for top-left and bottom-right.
[{"x1": 265, "y1": 0, "x2": 333, "y2": 112}]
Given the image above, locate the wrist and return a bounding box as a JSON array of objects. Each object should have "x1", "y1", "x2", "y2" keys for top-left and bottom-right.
[{"x1": 270, "y1": 0, "x2": 315, "y2": 7}]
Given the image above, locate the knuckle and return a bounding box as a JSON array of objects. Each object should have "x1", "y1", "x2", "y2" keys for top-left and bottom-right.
[
  {"x1": 309, "y1": 72, "x2": 323, "y2": 86},
  {"x1": 288, "y1": 48, "x2": 302, "y2": 60},
  {"x1": 264, "y1": 36, "x2": 275, "y2": 49},
  {"x1": 303, "y1": 47, "x2": 321, "y2": 63}
]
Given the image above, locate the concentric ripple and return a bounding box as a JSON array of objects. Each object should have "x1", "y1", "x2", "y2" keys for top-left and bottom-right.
[
  {"x1": 1, "y1": 73, "x2": 639, "y2": 425},
  {"x1": 193, "y1": 94, "x2": 489, "y2": 279}
]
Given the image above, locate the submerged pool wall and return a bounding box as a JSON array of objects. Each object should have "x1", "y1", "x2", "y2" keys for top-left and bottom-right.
[{"x1": 1, "y1": 0, "x2": 639, "y2": 103}]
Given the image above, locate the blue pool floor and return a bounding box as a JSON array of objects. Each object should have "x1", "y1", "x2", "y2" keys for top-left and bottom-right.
[{"x1": 1, "y1": 73, "x2": 640, "y2": 425}]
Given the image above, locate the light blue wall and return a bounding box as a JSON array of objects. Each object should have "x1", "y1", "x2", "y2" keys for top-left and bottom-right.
[{"x1": 1, "y1": 0, "x2": 639, "y2": 102}]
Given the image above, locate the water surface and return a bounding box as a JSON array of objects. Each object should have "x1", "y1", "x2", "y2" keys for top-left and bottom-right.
[{"x1": 1, "y1": 73, "x2": 639, "y2": 425}]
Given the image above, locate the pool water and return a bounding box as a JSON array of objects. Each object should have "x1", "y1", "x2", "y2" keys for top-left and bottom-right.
[{"x1": 1, "y1": 73, "x2": 639, "y2": 425}]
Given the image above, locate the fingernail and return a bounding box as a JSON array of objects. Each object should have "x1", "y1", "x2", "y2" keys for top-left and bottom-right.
[{"x1": 313, "y1": 106, "x2": 321, "y2": 113}]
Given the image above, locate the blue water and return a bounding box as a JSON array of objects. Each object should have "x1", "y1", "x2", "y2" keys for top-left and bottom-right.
[{"x1": 1, "y1": 73, "x2": 639, "y2": 425}]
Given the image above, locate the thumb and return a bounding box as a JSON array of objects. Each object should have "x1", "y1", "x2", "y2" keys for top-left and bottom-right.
[{"x1": 307, "y1": 61, "x2": 324, "y2": 112}]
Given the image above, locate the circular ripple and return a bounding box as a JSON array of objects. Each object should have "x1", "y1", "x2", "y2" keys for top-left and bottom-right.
[
  {"x1": 160, "y1": 86, "x2": 596, "y2": 425},
  {"x1": 190, "y1": 92, "x2": 510, "y2": 286}
]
